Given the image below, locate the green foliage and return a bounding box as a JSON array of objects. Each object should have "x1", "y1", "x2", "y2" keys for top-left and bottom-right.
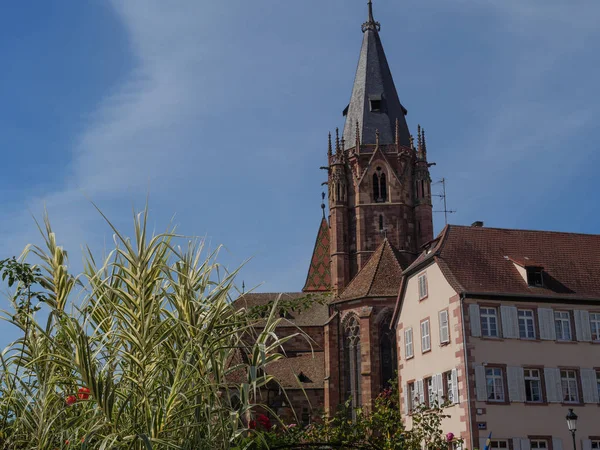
[
  {"x1": 252, "y1": 381, "x2": 463, "y2": 450},
  {"x1": 0, "y1": 208, "x2": 305, "y2": 449}
]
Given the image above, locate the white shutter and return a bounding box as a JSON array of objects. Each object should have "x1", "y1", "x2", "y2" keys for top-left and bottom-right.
[
  {"x1": 582, "y1": 440, "x2": 593, "y2": 450},
  {"x1": 553, "y1": 438, "x2": 563, "y2": 450},
  {"x1": 544, "y1": 368, "x2": 562, "y2": 403},
  {"x1": 436, "y1": 373, "x2": 444, "y2": 404},
  {"x1": 581, "y1": 368, "x2": 600, "y2": 403},
  {"x1": 538, "y1": 308, "x2": 556, "y2": 340},
  {"x1": 403, "y1": 383, "x2": 409, "y2": 415},
  {"x1": 574, "y1": 310, "x2": 592, "y2": 342},
  {"x1": 513, "y1": 438, "x2": 522, "y2": 450},
  {"x1": 521, "y1": 439, "x2": 531, "y2": 450},
  {"x1": 507, "y1": 366, "x2": 525, "y2": 402},
  {"x1": 451, "y1": 368, "x2": 459, "y2": 404},
  {"x1": 430, "y1": 375, "x2": 438, "y2": 406},
  {"x1": 501, "y1": 305, "x2": 519, "y2": 338},
  {"x1": 439, "y1": 310, "x2": 450, "y2": 343},
  {"x1": 417, "y1": 379, "x2": 425, "y2": 404},
  {"x1": 475, "y1": 365, "x2": 487, "y2": 401},
  {"x1": 470, "y1": 304, "x2": 481, "y2": 337},
  {"x1": 405, "y1": 329, "x2": 413, "y2": 358}
]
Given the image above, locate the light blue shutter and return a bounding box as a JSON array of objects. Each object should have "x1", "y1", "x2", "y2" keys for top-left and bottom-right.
[
  {"x1": 574, "y1": 310, "x2": 592, "y2": 342},
  {"x1": 544, "y1": 368, "x2": 562, "y2": 402},
  {"x1": 475, "y1": 365, "x2": 487, "y2": 401},
  {"x1": 470, "y1": 304, "x2": 481, "y2": 337},
  {"x1": 538, "y1": 308, "x2": 556, "y2": 340},
  {"x1": 501, "y1": 305, "x2": 518, "y2": 338}
]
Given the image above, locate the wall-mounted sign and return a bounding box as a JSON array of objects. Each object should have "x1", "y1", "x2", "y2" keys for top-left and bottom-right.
[{"x1": 478, "y1": 422, "x2": 487, "y2": 430}]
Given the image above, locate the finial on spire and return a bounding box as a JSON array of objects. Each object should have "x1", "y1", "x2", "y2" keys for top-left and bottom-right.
[
  {"x1": 362, "y1": 0, "x2": 381, "y2": 32},
  {"x1": 409, "y1": 134, "x2": 415, "y2": 150},
  {"x1": 328, "y1": 132, "x2": 332, "y2": 157},
  {"x1": 417, "y1": 124, "x2": 422, "y2": 154},
  {"x1": 321, "y1": 192, "x2": 326, "y2": 218},
  {"x1": 395, "y1": 118, "x2": 400, "y2": 147},
  {"x1": 341, "y1": 137, "x2": 345, "y2": 152},
  {"x1": 421, "y1": 127, "x2": 427, "y2": 158},
  {"x1": 375, "y1": 129, "x2": 380, "y2": 148},
  {"x1": 355, "y1": 120, "x2": 361, "y2": 149},
  {"x1": 335, "y1": 128, "x2": 340, "y2": 154}
]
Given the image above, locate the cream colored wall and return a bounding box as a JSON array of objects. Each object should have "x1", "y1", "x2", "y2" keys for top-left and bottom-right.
[
  {"x1": 467, "y1": 298, "x2": 600, "y2": 443},
  {"x1": 396, "y1": 261, "x2": 467, "y2": 439}
]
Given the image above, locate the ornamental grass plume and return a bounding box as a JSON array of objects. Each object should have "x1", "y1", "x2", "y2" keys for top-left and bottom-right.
[{"x1": 0, "y1": 206, "x2": 304, "y2": 449}]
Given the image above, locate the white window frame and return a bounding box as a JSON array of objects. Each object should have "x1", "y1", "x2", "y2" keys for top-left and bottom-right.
[
  {"x1": 530, "y1": 440, "x2": 549, "y2": 450},
  {"x1": 518, "y1": 309, "x2": 536, "y2": 339},
  {"x1": 560, "y1": 369, "x2": 579, "y2": 403},
  {"x1": 480, "y1": 307, "x2": 499, "y2": 337},
  {"x1": 485, "y1": 367, "x2": 505, "y2": 402},
  {"x1": 490, "y1": 440, "x2": 509, "y2": 450},
  {"x1": 426, "y1": 377, "x2": 435, "y2": 406},
  {"x1": 418, "y1": 273, "x2": 428, "y2": 300},
  {"x1": 524, "y1": 368, "x2": 543, "y2": 403},
  {"x1": 445, "y1": 370, "x2": 455, "y2": 403},
  {"x1": 421, "y1": 320, "x2": 431, "y2": 353},
  {"x1": 405, "y1": 328, "x2": 414, "y2": 359},
  {"x1": 590, "y1": 312, "x2": 600, "y2": 342},
  {"x1": 555, "y1": 311, "x2": 572, "y2": 341},
  {"x1": 439, "y1": 309, "x2": 450, "y2": 344},
  {"x1": 408, "y1": 381, "x2": 416, "y2": 413}
]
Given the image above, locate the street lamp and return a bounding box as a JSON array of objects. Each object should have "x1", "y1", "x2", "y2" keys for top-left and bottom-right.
[{"x1": 566, "y1": 408, "x2": 578, "y2": 450}]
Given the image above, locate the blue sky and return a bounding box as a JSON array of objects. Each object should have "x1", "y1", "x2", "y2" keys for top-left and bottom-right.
[{"x1": 1, "y1": 0, "x2": 599, "y2": 324}]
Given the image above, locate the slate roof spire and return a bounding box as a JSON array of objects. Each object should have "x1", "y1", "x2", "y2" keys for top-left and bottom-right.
[{"x1": 343, "y1": 0, "x2": 411, "y2": 147}]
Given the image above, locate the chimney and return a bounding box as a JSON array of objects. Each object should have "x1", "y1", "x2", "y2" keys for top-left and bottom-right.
[{"x1": 471, "y1": 221, "x2": 484, "y2": 228}]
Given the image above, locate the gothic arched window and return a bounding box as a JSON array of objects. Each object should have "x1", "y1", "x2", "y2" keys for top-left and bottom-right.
[
  {"x1": 343, "y1": 315, "x2": 362, "y2": 416},
  {"x1": 373, "y1": 167, "x2": 387, "y2": 203},
  {"x1": 379, "y1": 315, "x2": 397, "y2": 390}
]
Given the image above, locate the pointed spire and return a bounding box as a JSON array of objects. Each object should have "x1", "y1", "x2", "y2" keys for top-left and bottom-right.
[
  {"x1": 328, "y1": 132, "x2": 332, "y2": 158},
  {"x1": 362, "y1": 0, "x2": 381, "y2": 32},
  {"x1": 355, "y1": 120, "x2": 361, "y2": 149},
  {"x1": 409, "y1": 134, "x2": 415, "y2": 151},
  {"x1": 417, "y1": 124, "x2": 422, "y2": 155},
  {"x1": 344, "y1": 1, "x2": 410, "y2": 147},
  {"x1": 321, "y1": 192, "x2": 326, "y2": 219},
  {"x1": 421, "y1": 127, "x2": 427, "y2": 159},
  {"x1": 335, "y1": 128, "x2": 340, "y2": 154}
]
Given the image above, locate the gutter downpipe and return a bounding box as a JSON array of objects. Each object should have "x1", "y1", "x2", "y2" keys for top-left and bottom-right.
[{"x1": 459, "y1": 292, "x2": 475, "y2": 449}]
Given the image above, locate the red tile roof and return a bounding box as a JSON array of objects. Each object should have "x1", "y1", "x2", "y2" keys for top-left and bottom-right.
[
  {"x1": 303, "y1": 218, "x2": 332, "y2": 292},
  {"x1": 336, "y1": 238, "x2": 414, "y2": 302},
  {"x1": 233, "y1": 292, "x2": 330, "y2": 327},
  {"x1": 406, "y1": 225, "x2": 600, "y2": 301}
]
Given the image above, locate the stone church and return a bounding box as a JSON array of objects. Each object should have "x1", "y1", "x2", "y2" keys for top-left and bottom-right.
[{"x1": 235, "y1": 1, "x2": 434, "y2": 421}]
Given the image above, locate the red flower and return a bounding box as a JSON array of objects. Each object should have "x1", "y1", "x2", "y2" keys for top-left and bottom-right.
[
  {"x1": 257, "y1": 413, "x2": 271, "y2": 430},
  {"x1": 65, "y1": 395, "x2": 77, "y2": 406},
  {"x1": 446, "y1": 432, "x2": 455, "y2": 442},
  {"x1": 78, "y1": 387, "x2": 90, "y2": 400},
  {"x1": 249, "y1": 419, "x2": 257, "y2": 429},
  {"x1": 65, "y1": 440, "x2": 70, "y2": 445}
]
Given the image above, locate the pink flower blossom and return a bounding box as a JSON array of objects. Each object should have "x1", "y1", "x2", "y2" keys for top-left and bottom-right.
[{"x1": 446, "y1": 432, "x2": 455, "y2": 442}]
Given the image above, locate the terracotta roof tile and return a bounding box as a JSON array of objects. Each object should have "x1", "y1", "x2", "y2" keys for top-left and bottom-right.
[
  {"x1": 233, "y1": 292, "x2": 330, "y2": 327},
  {"x1": 303, "y1": 218, "x2": 332, "y2": 292},
  {"x1": 423, "y1": 225, "x2": 600, "y2": 300},
  {"x1": 336, "y1": 239, "x2": 414, "y2": 302},
  {"x1": 264, "y1": 352, "x2": 325, "y2": 389}
]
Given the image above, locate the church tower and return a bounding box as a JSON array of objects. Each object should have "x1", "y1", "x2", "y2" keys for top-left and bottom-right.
[{"x1": 327, "y1": 1, "x2": 434, "y2": 294}]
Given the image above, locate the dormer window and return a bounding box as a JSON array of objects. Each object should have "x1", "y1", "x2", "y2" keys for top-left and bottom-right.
[
  {"x1": 526, "y1": 267, "x2": 544, "y2": 287},
  {"x1": 373, "y1": 167, "x2": 387, "y2": 202},
  {"x1": 369, "y1": 94, "x2": 383, "y2": 112}
]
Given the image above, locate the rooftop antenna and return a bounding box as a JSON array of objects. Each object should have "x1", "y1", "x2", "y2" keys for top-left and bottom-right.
[{"x1": 432, "y1": 178, "x2": 456, "y2": 225}]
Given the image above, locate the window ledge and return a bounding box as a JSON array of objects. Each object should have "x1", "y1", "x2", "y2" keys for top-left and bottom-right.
[
  {"x1": 421, "y1": 349, "x2": 432, "y2": 355},
  {"x1": 485, "y1": 400, "x2": 509, "y2": 405},
  {"x1": 555, "y1": 340, "x2": 577, "y2": 344},
  {"x1": 524, "y1": 401, "x2": 548, "y2": 406}
]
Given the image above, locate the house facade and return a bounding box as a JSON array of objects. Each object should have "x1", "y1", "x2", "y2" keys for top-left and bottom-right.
[{"x1": 393, "y1": 224, "x2": 600, "y2": 449}]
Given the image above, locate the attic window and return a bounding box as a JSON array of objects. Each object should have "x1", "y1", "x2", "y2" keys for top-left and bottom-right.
[
  {"x1": 369, "y1": 94, "x2": 382, "y2": 112},
  {"x1": 526, "y1": 267, "x2": 544, "y2": 287}
]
